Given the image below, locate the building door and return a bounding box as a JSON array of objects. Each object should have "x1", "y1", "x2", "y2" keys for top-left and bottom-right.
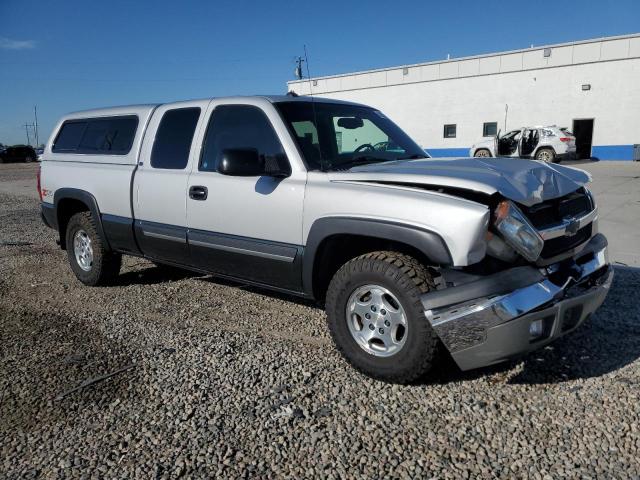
[{"x1": 572, "y1": 119, "x2": 594, "y2": 160}]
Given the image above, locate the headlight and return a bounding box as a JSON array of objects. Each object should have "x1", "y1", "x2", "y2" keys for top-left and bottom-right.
[{"x1": 493, "y1": 200, "x2": 544, "y2": 261}]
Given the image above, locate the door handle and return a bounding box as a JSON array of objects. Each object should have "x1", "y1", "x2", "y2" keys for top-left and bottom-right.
[{"x1": 189, "y1": 185, "x2": 208, "y2": 201}]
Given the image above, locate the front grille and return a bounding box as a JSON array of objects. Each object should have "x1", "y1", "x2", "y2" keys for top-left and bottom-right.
[
  {"x1": 520, "y1": 188, "x2": 592, "y2": 230},
  {"x1": 540, "y1": 223, "x2": 592, "y2": 259}
]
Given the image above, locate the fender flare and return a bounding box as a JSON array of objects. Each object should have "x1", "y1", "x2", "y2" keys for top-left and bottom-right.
[
  {"x1": 302, "y1": 217, "x2": 453, "y2": 295},
  {"x1": 53, "y1": 188, "x2": 110, "y2": 251}
]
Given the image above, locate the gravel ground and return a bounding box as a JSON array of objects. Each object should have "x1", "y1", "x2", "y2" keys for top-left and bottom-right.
[{"x1": 1, "y1": 163, "x2": 639, "y2": 478}]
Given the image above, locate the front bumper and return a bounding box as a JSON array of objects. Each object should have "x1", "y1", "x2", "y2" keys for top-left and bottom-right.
[{"x1": 422, "y1": 234, "x2": 613, "y2": 371}]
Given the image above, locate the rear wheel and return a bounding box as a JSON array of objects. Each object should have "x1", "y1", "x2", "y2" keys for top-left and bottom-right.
[
  {"x1": 535, "y1": 148, "x2": 557, "y2": 163},
  {"x1": 325, "y1": 251, "x2": 439, "y2": 383},
  {"x1": 65, "y1": 212, "x2": 121, "y2": 286},
  {"x1": 474, "y1": 149, "x2": 491, "y2": 158}
]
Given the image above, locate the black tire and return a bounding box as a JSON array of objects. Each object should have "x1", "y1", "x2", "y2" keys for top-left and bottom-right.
[
  {"x1": 65, "y1": 211, "x2": 121, "y2": 286},
  {"x1": 474, "y1": 149, "x2": 491, "y2": 158},
  {"x1": 535, "y1": 147, "x2": 557, "y2": 163},
  {"x1": 325, "y1": 251, "x2": 439, "y2": 383}
]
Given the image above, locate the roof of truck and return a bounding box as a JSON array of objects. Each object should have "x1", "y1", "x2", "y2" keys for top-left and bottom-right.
[{"x1": 63, "y1": 95, "x2": 366, "y2": 118}]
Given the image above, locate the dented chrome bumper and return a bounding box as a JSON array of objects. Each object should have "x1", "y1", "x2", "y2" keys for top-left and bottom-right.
[{"x1": 422, "y1": 234, "x2": 613, "y2": 371}]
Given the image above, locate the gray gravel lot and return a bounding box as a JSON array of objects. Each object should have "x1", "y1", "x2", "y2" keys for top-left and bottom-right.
[{"x1": 1, "y1": 163, "x2": 640, "y2": 478}]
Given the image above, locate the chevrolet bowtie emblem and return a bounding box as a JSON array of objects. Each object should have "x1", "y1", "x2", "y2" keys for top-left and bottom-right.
[{"x1": 565, "y1": 218, "x2": 580, "y2": 236}]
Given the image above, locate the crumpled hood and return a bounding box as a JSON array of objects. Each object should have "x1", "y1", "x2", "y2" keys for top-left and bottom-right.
[{"x1": 332, "y1": 157, "x2": 591, "y2": 206}]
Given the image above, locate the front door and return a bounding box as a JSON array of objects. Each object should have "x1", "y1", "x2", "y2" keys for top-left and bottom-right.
[
  {"x1": 186, "y1": 100, "x2": 306, "y2": 291},
  {"x1": 133, "y1": 101, "x2": 208, "y2": 264}
]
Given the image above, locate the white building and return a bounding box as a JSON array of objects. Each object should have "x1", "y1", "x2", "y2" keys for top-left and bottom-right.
[{"x1": 287, "y1": 33, "x2": 640, "y2": 160}]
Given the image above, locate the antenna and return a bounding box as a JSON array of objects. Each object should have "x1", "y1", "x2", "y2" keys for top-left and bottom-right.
[{"x1": 303, "y1": 45, "x2": 325, "y2": 172}]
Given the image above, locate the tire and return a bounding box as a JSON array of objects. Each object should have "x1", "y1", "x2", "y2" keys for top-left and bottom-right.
[
  {"x1": 535, "y1": 148, "x2": 557, "y2": 163},
  {"x1": 325, "y1": 251, "x2": 439, "y2": 383},
  {"x1": 65, "y1": 211, "x2": 121, "y2": 286},
  {"x1": 474, "y1": 149, "x2": 491, "y2": 158}
]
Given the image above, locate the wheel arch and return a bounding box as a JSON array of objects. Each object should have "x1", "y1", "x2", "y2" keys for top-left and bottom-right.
[
  {"x1": 534, "y1": 145, "x2": 556, "y2": 157},
  {"x1": 54, "y1": 188, "x2": 110, "y2": 251},
  {"x1": 303, "y1": 217, "x2": 452, "y2": 302},
  {"x1": 473, "y1": 148, "x2": 492, "y2": 157}
]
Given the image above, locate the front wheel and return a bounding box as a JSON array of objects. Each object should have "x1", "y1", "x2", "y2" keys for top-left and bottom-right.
[
  {"x1": 325, "y1": 251, "x2": 439, "y2": 383},
  {"x1": 65, "y1": 212, "x2": 121, "y2": 286}
]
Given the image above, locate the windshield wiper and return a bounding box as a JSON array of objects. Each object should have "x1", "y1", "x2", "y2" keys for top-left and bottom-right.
[{"x1": 396, "y1": 154, "x2": 429, "y2": 160}]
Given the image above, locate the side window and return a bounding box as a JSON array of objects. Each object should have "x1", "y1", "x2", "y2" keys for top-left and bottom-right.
[
  {"x1": 151, "y1": 108, "x2": 201, "y2": 169},
  {"x1": 78, "y1": 116, "x2": 138, "y2": 154},
  {"x1": 290, "y1": 120, "x2": 321, "y2": 165},
  {"x1": 200, "y1": 105, "x2": 285, "y2": 172},
  {"x1": 52, "y1": 121, "x2": 87, "y2": 152},
  {"x1": 52, "y1": 116, "x2": 138, "y2": 154}
]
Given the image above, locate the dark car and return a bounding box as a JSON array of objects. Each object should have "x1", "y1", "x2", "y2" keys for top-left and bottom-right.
[{"x1": 0, "y1": 145, "x2": 37, "y2": 163}]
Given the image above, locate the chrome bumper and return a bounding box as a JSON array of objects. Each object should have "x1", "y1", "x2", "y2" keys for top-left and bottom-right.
[{"x1": 424, "y1": 235, "x2": 613, "y2": 371}]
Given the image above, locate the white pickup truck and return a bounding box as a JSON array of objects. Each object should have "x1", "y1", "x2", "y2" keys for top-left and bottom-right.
[{"x1": 39, "y1": 95, "x2": 612, "y2": 383}]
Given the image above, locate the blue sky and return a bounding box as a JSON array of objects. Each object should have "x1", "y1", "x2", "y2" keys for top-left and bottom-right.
[{"x1": 1, "y1": 0, "x2": 638, "y2": 145}]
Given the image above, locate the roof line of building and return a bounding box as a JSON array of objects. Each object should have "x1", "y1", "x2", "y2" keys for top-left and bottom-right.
[{"x1": 287, "y1": 32, "x2": 640, "y2": 85}]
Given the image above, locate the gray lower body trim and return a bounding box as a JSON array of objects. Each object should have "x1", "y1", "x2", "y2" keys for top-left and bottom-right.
[
  {"x1": 188, "y1": 230, "x2": 297, "y2": 263},
  {"x1": 138, "y1": 221, "x2": 186, "y2": 243},
  {"x1": 143, "y1": 230, "x2": 186, "y2": 243}
]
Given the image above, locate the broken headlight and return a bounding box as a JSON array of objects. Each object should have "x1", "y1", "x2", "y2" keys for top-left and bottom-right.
[{"x1": 493, "y1": 200, "x2": 544, "y2": 262}]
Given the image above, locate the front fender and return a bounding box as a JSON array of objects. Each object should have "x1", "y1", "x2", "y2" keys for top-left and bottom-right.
[{"x1": 302, "y1": 217, "x2": 453, "y2": 295}]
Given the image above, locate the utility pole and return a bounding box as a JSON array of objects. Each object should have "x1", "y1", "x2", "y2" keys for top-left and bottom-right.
[
  {"x1": 34, "y1": 106, "x2": 39, "y2": 147},
  {"x1": 294, "y1": 56, "x2": 305, "y2": 80},
  {"x1": 24, "y1": 123, "x2": 31, "y2": 146}
]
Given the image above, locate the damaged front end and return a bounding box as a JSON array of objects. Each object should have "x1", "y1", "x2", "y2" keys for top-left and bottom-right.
[{"x1": 421, "y1": 185, "x2": 612, "y2": 371}]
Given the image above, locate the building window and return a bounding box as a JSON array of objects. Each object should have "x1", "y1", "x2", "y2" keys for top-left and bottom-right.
[
  {"x1": 443, "y1": 124, "x2": 456, "y2": 138},
  {"x1": 483, "y1": 122, "x2": 498, "y2": 137}
]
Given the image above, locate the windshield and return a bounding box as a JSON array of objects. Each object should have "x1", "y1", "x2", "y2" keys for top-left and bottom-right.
[{"x1": 275, "y1": 101, "x2": 427, "y2": 171}]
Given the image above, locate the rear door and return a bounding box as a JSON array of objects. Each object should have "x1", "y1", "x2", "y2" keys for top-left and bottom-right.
[
  {"x1": 133, "y1": 100, "x2": 209, "y2": 264},
  {"x1": 186, "y1": 99, "x2": 306, "y2": 291}
]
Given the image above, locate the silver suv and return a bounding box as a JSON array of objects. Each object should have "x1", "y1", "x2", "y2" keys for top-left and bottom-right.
[
  {"x1": 39, "y1": 96, "x2": 611, "y2": 383},
  {"x1": 470, "y1": 126, "x2": 576, "y2": 162}
]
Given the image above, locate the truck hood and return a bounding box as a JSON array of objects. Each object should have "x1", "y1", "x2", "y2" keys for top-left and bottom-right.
[{"x1": 331, "y1": 157, "x2": 590, "y2": 206}]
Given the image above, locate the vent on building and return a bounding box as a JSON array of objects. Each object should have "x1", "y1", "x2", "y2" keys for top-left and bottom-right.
[
  {"x1": 313, "y1": 79, "x2": 318, "y2": 86},
  {"x1": 582, "y1": 84, "x2": 591, "y2": 91},
  {"x1": 543, "y1": 48, "x2": 552, "y2": 57},
  {"x1": 402, "y1": 67, "x2": 409, "y2": 76}
]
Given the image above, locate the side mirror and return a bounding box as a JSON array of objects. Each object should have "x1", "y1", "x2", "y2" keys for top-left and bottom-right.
[
  {"x1": 218, "y1": 148, "x2": 290, "y2": 178},
  {"x1": 218, "y1": 148, "x2": 263, "y2": 176}
]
